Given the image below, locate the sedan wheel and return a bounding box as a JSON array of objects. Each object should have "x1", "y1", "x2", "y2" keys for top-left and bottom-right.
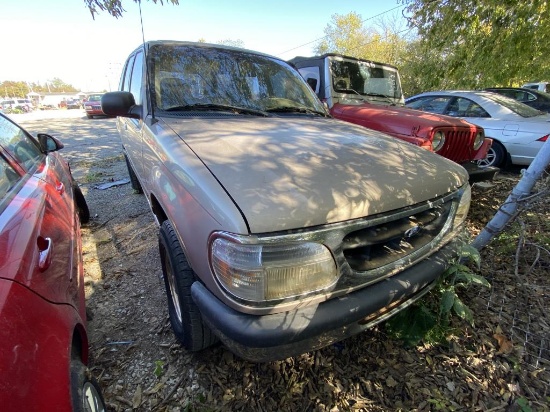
[{"x1": 477, "y1": 140, "x2": 507, "y2": 168}]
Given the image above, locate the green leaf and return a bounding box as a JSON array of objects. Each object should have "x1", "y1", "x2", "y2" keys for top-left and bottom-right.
[
  {"x1": 460, "y1": 244, "x2": 481, "y2": 268},
  {"x1": 440, "y1": 288, "x2": 456, "y2": 315},
  {"x1": 154, "y1": 360, "x2": 164, "y2": 378},
  {"x1": 385, "y1": 305, "x2": 437, "y2": 346},
  {"x1": 453, "y1": 297, "x2": 474, "y2": 325},
  {"x1": 455, "y1": 271, "x2": 491, "y2": 288}
]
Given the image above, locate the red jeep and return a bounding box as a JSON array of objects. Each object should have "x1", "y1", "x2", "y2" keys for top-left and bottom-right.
[{"x1": 289, "y1": 54, "x2": 498, "y2": 183}]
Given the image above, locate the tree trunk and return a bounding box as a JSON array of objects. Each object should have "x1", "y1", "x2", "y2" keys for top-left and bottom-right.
[{"x1": 471, "y1": 138, "x2": 550, "y2": 251}]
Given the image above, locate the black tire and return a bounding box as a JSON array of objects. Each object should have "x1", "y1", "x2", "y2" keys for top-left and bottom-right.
[
  {"x1": 124, "y1": 153, "x2": 142, "y2": 193},
  {"x1": 158, "y1": 220, "x2": 217, "y2": 351},
  {"x1": 86, "y1": 115, "x2": 92, "y2": 119},
  {"x1": 477, "y1": 140, "x2": 508, "y2": 168},
  {"x1": 70, "y1": 359, "x2": 107, "y2": 412},
  {"x1": 73, "y1": 183, "x2": 90, "y2": 224}
]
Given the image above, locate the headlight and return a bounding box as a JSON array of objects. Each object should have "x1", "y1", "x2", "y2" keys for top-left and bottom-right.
[
  {"x1": 473, "y1": 131, "x2": 484, "y2": 150},
  {"x1": 452, "y1": 184, "x2": 471, "y2": 229},
  {"x1": 210, "y1": 237, "x2": 338, "y2": 302},
  {"x1": 432, "y1": 130, "x2": 446, "y2": 152}
]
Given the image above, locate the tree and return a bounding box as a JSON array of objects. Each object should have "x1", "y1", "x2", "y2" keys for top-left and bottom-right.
[
  {"x1": 314, "y1": 12, "x2": 410, "y2": 69},
  {"x1": 401, "y1": 0, "x2": 550, "y2": 88},
  {"x1": 83, "y1": 0, "x2": 179, "y2": 18}
]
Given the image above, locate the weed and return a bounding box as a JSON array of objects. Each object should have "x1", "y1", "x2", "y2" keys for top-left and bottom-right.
[
  {"x1": 385, "y1": 243, "x2": 490, "y2": 346},
  {"x1": 83, "y1": 171, "x2": 104, "y2": 183},
  {"x1": 154, "y1": 360, "x2": 164, "y2": 378}
]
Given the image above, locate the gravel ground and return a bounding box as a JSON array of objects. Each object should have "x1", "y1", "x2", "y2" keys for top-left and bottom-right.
[{"x1": 16, "y1": 109, "x2": 550, "y2": 412}]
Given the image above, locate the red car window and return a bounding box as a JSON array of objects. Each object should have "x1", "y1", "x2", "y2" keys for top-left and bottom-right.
[{"x1": 0, "y1": 155, "x2": 21, "y2": 201}]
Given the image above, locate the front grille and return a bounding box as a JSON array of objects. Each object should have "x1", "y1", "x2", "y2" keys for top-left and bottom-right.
[
  {"x1": 342, "y1": 202, "x2": 452, "y2": 271},
  {"x1": 435, "y1": 128, "x2": 475, "y2": 163}
]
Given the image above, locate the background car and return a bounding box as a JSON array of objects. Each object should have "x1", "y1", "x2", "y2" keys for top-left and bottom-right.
[
  {"x1": 484, "y1": 87, "x2": 550, "y2": 112},
  {"x1": 0, "y1": 98, "x2": 32, "y2": 113},
  {"x1": 523, "y1": 81, "x2": 550, "y2": 92},
  {"x1": 84, "y1": 93, "x2": 105, "y2": 118},
  {"x1": 0, "y1": 112, "x2": 104, "y2": 411},
  {"x1": 66, "y1": 98, "x2": 82, "y2": 109},
  {"x1": 405, "y1": 90, "x2": 550, "y2": 168}
]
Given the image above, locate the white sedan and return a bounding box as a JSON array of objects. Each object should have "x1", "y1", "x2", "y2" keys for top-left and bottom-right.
[{"x1": 405, "y1": 90, "x2": 550, "y2": 168}]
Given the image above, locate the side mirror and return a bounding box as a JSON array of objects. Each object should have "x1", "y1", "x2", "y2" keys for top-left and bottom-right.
[
  {"x1": 101, "y1": 91, "x2": 141, "y2": 119},
  {"x1": 37, "y1": 133, "x2": 64, "y2": 153}
]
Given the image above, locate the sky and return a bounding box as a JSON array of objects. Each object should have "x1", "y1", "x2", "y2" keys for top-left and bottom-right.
[{"x1": 1, "y1": 0, "x2": 405, "y2": 92}]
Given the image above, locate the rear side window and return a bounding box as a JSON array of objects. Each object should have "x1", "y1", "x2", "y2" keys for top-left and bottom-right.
[
  {"x1": 0, "y1": 116, "x2": 42, "y2": 170},
  {"x1": 297, "y1": 66, "x2": 320, "y2": 94}
]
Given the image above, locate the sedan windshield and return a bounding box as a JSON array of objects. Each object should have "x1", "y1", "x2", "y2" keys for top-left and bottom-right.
[{"x1": 150, "y1": 44, "x2": 327, "y2": 115}]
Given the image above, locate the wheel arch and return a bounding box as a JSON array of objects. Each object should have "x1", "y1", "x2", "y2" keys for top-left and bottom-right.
[{"x1": 71, "y1": 323, "x2": 90, "y2": 364}]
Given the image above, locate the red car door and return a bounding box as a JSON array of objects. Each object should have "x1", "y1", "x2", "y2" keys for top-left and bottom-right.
[{"x1": 0, "y1": 118, "x2": 86, "y2": 409}]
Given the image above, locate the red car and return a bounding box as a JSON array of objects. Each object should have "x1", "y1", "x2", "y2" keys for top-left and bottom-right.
[
  {"x1": 84, "y1": 93, "x2": 105, "y2": 118},
  {"x1": 0, "y1": 113, "x2": 105, "y2": 411}
]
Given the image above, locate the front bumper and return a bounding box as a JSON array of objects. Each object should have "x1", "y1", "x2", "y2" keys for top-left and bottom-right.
[
  {"x1": 192, "y1": 235, "x2": 465, "y2": 362},
  {"x1": 461, "y1": 161, "x2": 499, "y2": 184}
]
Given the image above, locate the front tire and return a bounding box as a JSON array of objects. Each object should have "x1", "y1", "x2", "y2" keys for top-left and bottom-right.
[
  {"x1": 158, "y1": 220, "x2": 217, "y2": 351},
  {"x1": 477, "y1": 140, "x2": 507, "y2": 168}
]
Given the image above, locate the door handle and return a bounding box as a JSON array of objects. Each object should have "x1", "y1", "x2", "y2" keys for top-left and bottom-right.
[
  {"x1": 56, "y1": 181, "x2": 65, "y2": 195},
  {"x1": 37, "y1": 237, "x2": 53, "y2": 272}
]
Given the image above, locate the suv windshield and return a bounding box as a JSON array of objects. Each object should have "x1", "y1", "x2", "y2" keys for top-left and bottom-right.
[
  {"x1": 330, "y1": 59, "x2": 402, "y2": 100},
  {"x1": 150, "y1": 44, "x2": 327, "y2": 115}
]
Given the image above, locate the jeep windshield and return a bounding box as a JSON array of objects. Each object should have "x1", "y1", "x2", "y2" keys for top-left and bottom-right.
[
  {"x1": 330, "y1": 58, "x2": 403, "y2": 102},
  {"x1": 150, "y1": 44, "x2": 327, "y2": 116}
]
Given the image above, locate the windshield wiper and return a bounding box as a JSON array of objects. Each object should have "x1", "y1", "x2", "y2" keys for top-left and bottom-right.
[
  {"x1": 265, "y1": 106, "x2": 328, "y2": 116},
  {"x1": 364, "y1": 93, "x2": 396, "y2": 105},
  {"x1": 164, "y1": 104, "x2": 268, "y2": 117}
]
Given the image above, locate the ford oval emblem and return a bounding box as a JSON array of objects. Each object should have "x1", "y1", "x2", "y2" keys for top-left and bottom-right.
[{"x1": 404, "y1": 225, "x2": 422, "y2": 239}]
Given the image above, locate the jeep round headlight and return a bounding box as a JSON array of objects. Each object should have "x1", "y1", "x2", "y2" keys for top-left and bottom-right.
[
  {"x1": 432, "y1": 131, "x2": 446, "y2": 152},
  {"x1": 452, "y1": 184, "x2": 471, "y2": 229},
  {"x1": 210, "y1": 238, "x2": 338, "y2": 302},
  {"x1": 473, "y1": 131, "x2": 484, "y2": 150}
]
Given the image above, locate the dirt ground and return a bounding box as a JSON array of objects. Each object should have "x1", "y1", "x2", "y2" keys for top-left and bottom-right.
[{"x1": 16, "y1": 110, "x2": 549, "y2": 411}]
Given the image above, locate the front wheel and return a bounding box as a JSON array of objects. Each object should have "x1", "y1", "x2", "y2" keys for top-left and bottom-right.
[
  {"x1": 158, "y1": 220, "x2": 217, "y2": 351},
  {"x1": 70, "y1": 359, "x2": 106, "y2": 412},
  {"x1": 477, "y1": 140, "x2": 507, "y2": 168}
]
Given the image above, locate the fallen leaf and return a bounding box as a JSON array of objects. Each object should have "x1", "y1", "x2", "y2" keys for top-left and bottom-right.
[
  {"x1": 386, "y1": 376, "x2": 398, "y2": 388},
  {"x1": 132, "y1": 384, "x2": 142, "y2": 409},
  {"x1": 493, "y1": 333, "x2": 514, "y2": 354}
]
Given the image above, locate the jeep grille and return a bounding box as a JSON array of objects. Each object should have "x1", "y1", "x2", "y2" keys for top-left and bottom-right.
[{"x1": 434, "y1": 128, "x2": 477, "y2": 163}]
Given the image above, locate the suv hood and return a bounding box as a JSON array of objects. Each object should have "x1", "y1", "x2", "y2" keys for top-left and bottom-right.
[{"x1": 162, "y1": 116, "x2": 467, "y2": 233}]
